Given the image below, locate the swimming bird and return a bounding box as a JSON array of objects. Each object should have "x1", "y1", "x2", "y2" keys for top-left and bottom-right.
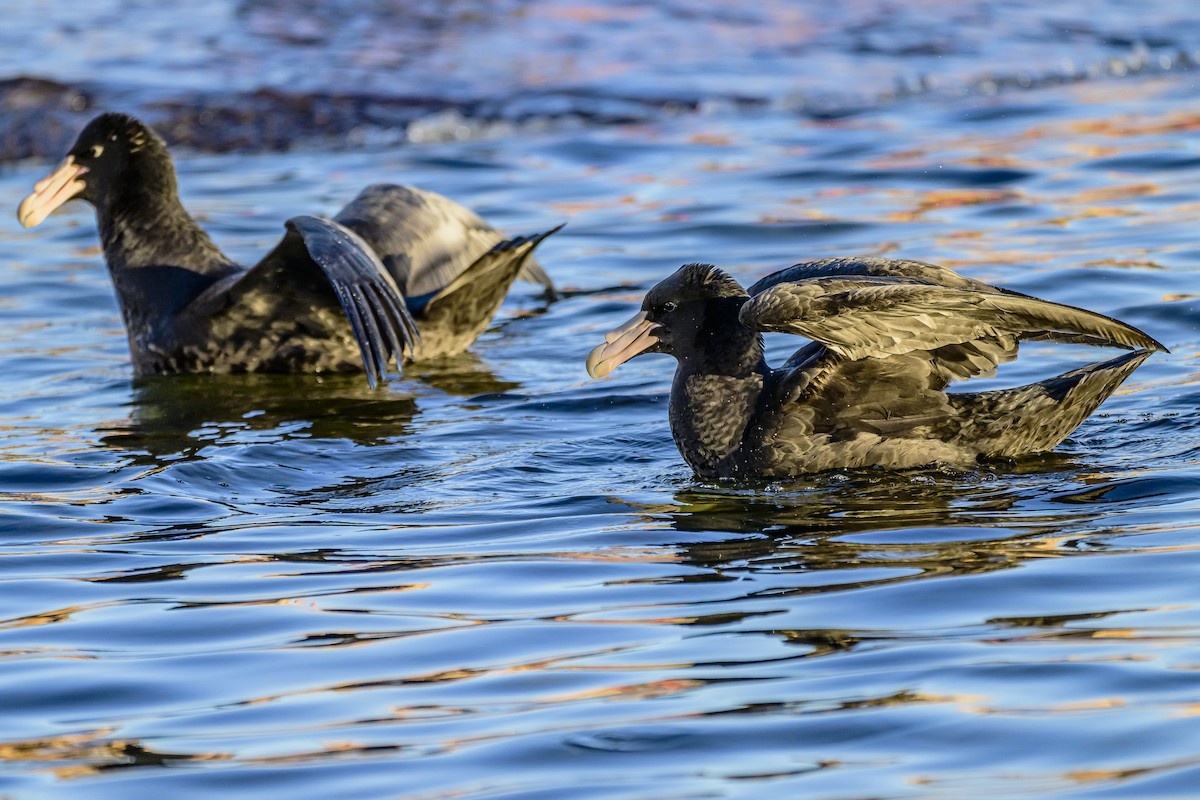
[
  {"x1": 16, "y1": 112, "x2": 560, "y2": 387},
  {"x1": 586, "y1": 258, "x2": 1165, "y2": 479}
]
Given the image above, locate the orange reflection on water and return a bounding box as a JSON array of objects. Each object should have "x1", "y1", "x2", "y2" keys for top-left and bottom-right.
[
  {"x1": 542, "y1": 677, "x2": 704, "y2": 704},
  {"x1": 887, "y1": 188, "x2": 1022, "y2": 222},
  {"x1": 0, "y1": 730, "x2": 229, "y2": 780}
]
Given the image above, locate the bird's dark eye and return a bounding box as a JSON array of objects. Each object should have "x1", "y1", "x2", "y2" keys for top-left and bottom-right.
[{"x1": 646, "y1": 300, "x2": 678, "y2": 319}]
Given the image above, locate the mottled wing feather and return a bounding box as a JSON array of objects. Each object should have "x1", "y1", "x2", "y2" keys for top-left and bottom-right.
[
  {"x1": 756, "y1": 257, "x2": 1022, "y2": 385},
  {"x1": 770, "y1": 350, "x2": 960, "y2": 440},
  {"x1": 214, "y1": 215, "x2": 418, "y2": 388},
  {"x1": 741, "y1": 257, "x2": 1162, "y2": 469},
  {"x1": 744, "y1": 276, "x2": 1165, "y2": 364},
  {"x1": 334, "y1": 184, "x2": 553, "y2": 299},
  {"x1": 926, "y1": 334, "x2": 1019, "y2": 382}
]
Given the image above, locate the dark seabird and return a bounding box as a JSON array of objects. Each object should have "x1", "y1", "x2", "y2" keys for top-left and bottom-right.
[
  {"x1": 17, "y1": 112, "x2": 560, "y2": 387},
  {"x1": 586, "y1": 258, "x2": 1166, "y2": 479}
]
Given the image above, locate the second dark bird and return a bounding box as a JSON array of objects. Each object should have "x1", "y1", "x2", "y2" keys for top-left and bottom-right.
[{"x1": 587, "y1": 258, "x2": 1166, "y2": 479}]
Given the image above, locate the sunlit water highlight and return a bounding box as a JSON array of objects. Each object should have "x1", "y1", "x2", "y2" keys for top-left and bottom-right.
[{"x1": 4, "y1": 3, "x2": 1200, "y2": 799}]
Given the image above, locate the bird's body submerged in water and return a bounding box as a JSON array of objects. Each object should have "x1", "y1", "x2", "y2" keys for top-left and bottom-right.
[
  {"x1": 587, "y1": 259, "x2": 1166, "y2": 479},
  {"x1": 17, "y1": 112, "x2": 560, "y2": 387}
]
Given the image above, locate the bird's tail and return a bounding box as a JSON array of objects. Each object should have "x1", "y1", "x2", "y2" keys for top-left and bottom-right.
[
  {"x1": 949, "y1": 349, "x2": 1154, "y2": 457},
  {"x1": 517, "y1": 258, "x2": 556, "y2": 296},
  {"x1": 413, "y1": 224, "x2": 563, "y2": 360}
]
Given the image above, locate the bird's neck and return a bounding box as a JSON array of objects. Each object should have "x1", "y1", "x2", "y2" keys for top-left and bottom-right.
[
  {"x1": 97, "y1": 187, "x2": 238, "y2": 337},
  {"x1": 669, "y1": 317, "x2": 768, "y2": 478},
  {"x1": 677, "y1": 297, "x2": 767, "y2": 378},
  {"x1": 97, "y1": 179, "x2": 233, "y2": 275}
]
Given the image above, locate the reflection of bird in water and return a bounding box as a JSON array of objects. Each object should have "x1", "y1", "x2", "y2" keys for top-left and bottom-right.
[
  {"x1": 18, "y1": 112, "x2": 560, "y2": 388},
  {"x1": 610, "y1": 463, "x2": 1124, "y2": 655},
  {"x1": 588, "y1": 259, "x2": 1165, "y2": 479},
  {"x1": 100, "y1": 351, "x2": 520, "y2": 462}
]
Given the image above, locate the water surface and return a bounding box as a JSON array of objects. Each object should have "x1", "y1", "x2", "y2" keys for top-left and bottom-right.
[{"x1": 3, "y1": 3, "x2": 1200, "y2": 799}]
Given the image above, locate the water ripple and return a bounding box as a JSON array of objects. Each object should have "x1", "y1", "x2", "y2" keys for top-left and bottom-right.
[{"x1": 4, "y1": 8, "x2": 1200, "y2": 799}]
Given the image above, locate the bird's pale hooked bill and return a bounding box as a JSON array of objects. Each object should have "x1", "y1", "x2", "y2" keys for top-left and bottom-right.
[
  {"x1": 586, "y1": 310, "x2": 660, "y2": 378},
  {"x1": 17, "y1": 157, "x2": 89, "y2": 228}
]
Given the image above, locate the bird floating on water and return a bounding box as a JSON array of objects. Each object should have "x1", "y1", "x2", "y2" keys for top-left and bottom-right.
[
  {"x1": 17, "y1": 112, "x2": 561, "y2": 387},
  {"x1": 586, "y1": 258, "x2": 1166, "y2": 479}
]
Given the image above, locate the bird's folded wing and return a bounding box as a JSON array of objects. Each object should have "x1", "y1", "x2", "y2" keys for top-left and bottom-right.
[
  {"x1": 742, "y1": 276, "x2": 1166, "y2": 369},
  {"x1": 203, "y1": 215, "x2": 419, "y2": 388},
  {"x1": 334, "y1": 184, "x2": 554, "y2": 300}
]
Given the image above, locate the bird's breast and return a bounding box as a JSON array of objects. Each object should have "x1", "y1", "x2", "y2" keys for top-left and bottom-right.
[{"x1": 669, "y1": 371, "x2": 764, "y2": 476}]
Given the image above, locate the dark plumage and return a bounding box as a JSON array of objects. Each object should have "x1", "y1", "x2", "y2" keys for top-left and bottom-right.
[
  {"x1": 17, "y1": 112, "x2": 560, "y2": 387},
  {"x1": 586, "y1": 258, "x2": 1166, "y2": 479}
]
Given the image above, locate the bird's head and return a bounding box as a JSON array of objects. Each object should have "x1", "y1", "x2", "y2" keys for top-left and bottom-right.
[
  {"x1": 17, "y1": 112, "x2": 173, "y2": 228},
  {"x1": 586, "y1": 263, "x2": 750, "y2": 378}
]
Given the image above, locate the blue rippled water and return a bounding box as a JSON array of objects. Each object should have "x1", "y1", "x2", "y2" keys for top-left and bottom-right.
[{"x1": 4, "y1": 2, "x2": 1200, "y2": 798}]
